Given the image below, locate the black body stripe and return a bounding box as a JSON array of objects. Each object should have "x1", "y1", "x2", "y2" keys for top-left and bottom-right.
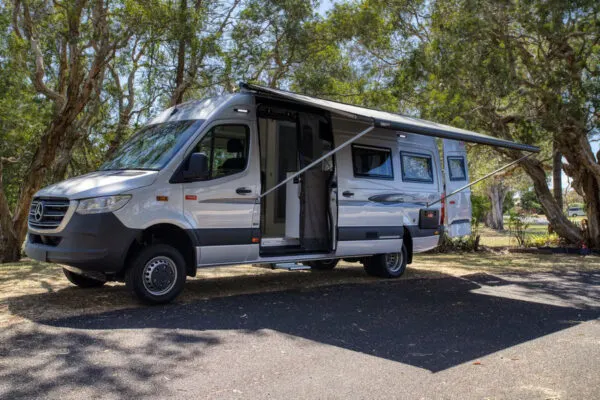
[
  {"x1": 338, "y1": 226, "x2": 404, "y2": 241},
  {"x1": 192, "y1": 228, "x2": 254, "y2": 246},
  {"x1": 406, "y1": 225, "x2": 441, "y2": 238},
  {"x1": 450, "y1": 219, "x2": 471, "y2": 225},
  {"x1": 191, "y1": 225, "x2": 440, "y2": 246}
]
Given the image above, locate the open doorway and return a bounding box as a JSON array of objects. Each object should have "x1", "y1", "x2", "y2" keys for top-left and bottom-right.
[{"x1": 257, "y1": 104, "x2": 335, "y2": 255}]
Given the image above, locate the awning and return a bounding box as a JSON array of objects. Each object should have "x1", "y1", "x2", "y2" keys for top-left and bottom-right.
[{"x1": 240, "y1": 82, "x2": 540, "y2": 153}]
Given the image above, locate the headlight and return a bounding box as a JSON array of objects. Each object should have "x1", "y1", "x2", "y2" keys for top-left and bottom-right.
[{"x1": 76, "y1": 195, "x2": 131, "y2": 215}]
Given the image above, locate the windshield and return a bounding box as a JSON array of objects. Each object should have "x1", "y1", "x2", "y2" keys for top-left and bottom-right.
[{"x1": 101, "y1": 120, "x2": 204, "y2": 171}]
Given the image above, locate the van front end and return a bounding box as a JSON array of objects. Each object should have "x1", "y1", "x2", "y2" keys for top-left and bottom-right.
[{"x1": 25, "y1": 195, "x2": 140, "y2": 277}]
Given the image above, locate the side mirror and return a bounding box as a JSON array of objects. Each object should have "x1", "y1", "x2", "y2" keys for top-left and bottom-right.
[{"x1": 183, "y1": 152, "x2": 209, "y2": 180}]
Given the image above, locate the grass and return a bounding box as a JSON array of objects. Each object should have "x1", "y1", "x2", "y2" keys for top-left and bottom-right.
[
  {"x1": 480, "y1": 214, "x2": 587, "y2": 248},
  {"x1": 478, "y1": 224, "x2": 549, "y2": 247},
  {"x1": 1, "y1": 251, "x2": 599, "y2": 327}
]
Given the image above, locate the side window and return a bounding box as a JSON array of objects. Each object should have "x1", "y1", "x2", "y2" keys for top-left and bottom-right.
[
  {"x1": 447, "y1": 156, "x2": 467, "y2": 181},
  {"x1": 192, "y1": 125, "x2": 249, "y2": 179},
  {"x1": 400, "y1": 152, "x2": 434, "y2": 183},
  {"x1": 351, "y1": 144, "x2": 394, "y2": 179}
]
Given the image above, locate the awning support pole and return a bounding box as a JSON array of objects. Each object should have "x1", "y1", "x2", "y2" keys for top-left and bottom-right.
[
  {"x1": 259, "y1": 125, "x2": 375, "y2": 199},
  {"x1": 427, "y1": 152, "x2": 534, "y2": 208}
]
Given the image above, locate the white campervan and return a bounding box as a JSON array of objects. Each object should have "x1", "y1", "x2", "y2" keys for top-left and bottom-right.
[{"x1": 25, "y1": 83, "x2": 538, "y2": 304}]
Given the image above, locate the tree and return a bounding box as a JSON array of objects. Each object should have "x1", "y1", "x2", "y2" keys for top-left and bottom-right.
[
  {"x1": 0, "y1": 0, "x2": 130, "y2": 262},
  {"x1": 520, "y1": 190, "x2": 544, "y2": 214},
  {"x1": 468, "y1": 145, "x2": 531, "y2": 230}
]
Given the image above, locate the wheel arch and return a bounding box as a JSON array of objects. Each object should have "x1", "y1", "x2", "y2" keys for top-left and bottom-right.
[{"x1": 125, "y1": 223, "x2": 197, "y2": 278}]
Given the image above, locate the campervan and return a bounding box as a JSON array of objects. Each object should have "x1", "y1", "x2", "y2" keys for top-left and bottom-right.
[{"x1": 25, "y1": 84, "x2": 538, "y2": 304}]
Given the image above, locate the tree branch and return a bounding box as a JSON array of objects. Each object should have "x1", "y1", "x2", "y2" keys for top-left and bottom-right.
[{"x1": 21, "y1": 1, "x2": 65, "y2": 106}]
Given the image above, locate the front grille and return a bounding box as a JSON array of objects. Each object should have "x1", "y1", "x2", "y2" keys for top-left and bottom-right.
[
  {"x1": 29, "y1": 233, "x2": 62, "y2": 247},
  {"x1": 29, "y1": 197, "x2": 70, "y2": 230}
]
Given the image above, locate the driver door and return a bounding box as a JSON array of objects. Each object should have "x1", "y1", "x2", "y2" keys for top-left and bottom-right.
[{"x1": 183, "y1": 122, "x2": 259, "y2": 265}]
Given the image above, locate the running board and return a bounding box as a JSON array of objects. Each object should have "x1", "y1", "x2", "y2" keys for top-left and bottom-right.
[{"x1": 272, "y1": 263, "x2": 311, "y2": 271}]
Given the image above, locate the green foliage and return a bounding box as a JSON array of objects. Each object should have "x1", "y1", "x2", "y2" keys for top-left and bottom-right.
[
  {"x1": 471, "y1": 194, "x2": 490, "y2": 223},
  {"x1": 508, "y1": 211, "x2": 530, "y2": 247},
  {"x1": 520, "y1": 190, "x2": 543, "y2": 214},
  {"x1": 527, "y1": 233, "x2": 560, "y2": 248},
  {"x1": 503, "y1": 191, "x2": 515, "y2": 214}
]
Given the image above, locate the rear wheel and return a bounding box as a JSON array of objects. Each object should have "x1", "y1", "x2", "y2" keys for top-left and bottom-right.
[
  {"x1": 308, "y1": 259, "x2": 339, "y2": 271},
  {"x1": 63, "y1": 268, "x2": 106, "y2": 288},
  {"x1": 363, "y1": 244, "x2": 408, "y2": 278},
  {"x1": 126, "y1": 244, "x2": 186, "y2": 305}
]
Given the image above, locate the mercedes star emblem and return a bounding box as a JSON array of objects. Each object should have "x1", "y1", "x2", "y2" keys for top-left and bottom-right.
[{"x1": 34, "y1": 201, "x2": 44, "y2": 222}]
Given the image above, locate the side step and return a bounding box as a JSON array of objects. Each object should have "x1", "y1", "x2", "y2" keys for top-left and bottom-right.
[
  {"x1": 273, "y1": 262, "x2": 311, "y2": 271},
  {"x1": 252, "y1": 262, "x2": 311, "y2": 271}
]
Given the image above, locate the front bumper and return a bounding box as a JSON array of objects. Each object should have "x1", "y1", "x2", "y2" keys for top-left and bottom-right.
[{"x1": 25, "y1": 212, "x2": 140, "y2": 274}]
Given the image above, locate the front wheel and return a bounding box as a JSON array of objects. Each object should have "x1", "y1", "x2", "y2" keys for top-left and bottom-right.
[
  {"x1": 126, "y1": 244, "x2": 186, "y2": 305},
  {"x1": 363, "y1": 244, "x2": 408, "y2": 278},
  {"x1": 63, "y1": 268, "x2": 106, "y2": 288}
]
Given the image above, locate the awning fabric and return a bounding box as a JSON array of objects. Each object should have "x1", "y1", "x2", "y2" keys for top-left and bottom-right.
[{"x1": 240, "y1": 83, "x2": 539, "y2": 153}]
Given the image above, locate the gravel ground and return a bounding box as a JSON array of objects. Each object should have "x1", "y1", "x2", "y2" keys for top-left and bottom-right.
[{"x1": 1, "y1": 254, "x2": 599, "y2": 399}]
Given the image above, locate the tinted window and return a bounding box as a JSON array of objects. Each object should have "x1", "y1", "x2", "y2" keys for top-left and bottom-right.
[
  {"x1": 192, "y1": 125, "x2": 249, "y2": 180},
  {"x1": 352, "y1": 145, "x2": 394, "y2": 179},
  {"x1": 101, "y1": 120, "x2": 204, "y2": 171},
  {"x1": 400, "y1": 152, "x2": 434, "y2": 183},
  {"x1": 447, "y1": 156, "x2": 467, "y2": 181}
]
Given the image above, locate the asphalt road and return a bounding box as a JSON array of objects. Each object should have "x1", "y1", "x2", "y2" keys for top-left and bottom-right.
[{"x1": 1, "y1": 270, "x2": 599, "y2": 399}]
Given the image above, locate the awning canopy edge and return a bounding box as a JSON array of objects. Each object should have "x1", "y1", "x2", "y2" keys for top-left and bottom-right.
[{"x1": 240, "y1": 82, "x2": 540, "y2": 153}]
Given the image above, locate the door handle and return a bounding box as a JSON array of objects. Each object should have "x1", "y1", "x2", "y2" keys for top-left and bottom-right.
[
  {"x1": 236, "y1": 187, "x2": 252, "y2": 195},
  {"x1": 342, "y1": 191, "x2": 354, "y2": 197}
]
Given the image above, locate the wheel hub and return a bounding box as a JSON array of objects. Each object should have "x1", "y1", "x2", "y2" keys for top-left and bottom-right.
[
  {"x1": 143, "y1": 256, "x2": 177, "y2": 296},
  {"x1": 385, "y1": 252, "x2": 403, "y2": 273}
]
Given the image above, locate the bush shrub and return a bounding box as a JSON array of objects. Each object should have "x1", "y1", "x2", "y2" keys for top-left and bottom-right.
[
  {"x1": 526, "y1": 233, "x2": 560, "y2": 248},
  {"x1": 508, "y1": 211, "x2": 530, "y2": 247}
]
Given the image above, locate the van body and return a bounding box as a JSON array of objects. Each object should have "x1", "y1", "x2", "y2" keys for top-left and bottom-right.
[{"x1": 25, "y1": 90, "x2": 474, "y2": 303}]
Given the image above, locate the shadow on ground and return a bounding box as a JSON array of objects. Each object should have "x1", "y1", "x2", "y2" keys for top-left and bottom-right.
[{"x1": 2, "y1": 269, "x2": 599, "y2": 398}]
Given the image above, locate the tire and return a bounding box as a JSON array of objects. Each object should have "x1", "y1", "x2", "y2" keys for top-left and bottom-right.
[
  {"x1": 308, "y1": 259, "x2": 339, "y2": 271},
  {"x1": 572, "y1": 214, "x2": 577, "y2": 218},
  {"x1": 125, "y1": 244, "x2": 186, "y2": 305},
  {"x1": 363, "y1": 244, "x2": 408, "y2": 278},
  {"x1": 63, "y1": 268, "x2": 106, "y2": 288}
]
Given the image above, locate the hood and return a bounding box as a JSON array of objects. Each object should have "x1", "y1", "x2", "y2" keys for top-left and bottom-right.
[{"x1": 35, "y1": 170, "x2": 158, "y2": 199}]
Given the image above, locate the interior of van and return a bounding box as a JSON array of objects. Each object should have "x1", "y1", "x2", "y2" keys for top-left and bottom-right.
[{"x1": 256, "y1": 101, "x2": 335, "y2": 256}]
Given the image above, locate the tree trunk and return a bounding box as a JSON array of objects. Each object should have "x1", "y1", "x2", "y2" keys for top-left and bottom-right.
[
  {"x1": 485, "y1": 181, "x2": 507, "y2": 230},
  {"x1": 51, "y1": 128, "x2": 84, "y2": 182},
  {"x1": 0, "y1": 232, "x2": 21, "y2": 263},
  {"x1": 552, "y1": 141, "x2": 563, "y2": 211},
  {"x1": 552, "y1": 126, "x2": 600, "y2": 248},
  {"x1": 170, "y1": 0, "x2": 188, "y2": 106},
  {"x1": 519, "y1": 156, "x2": 583, "y2": 244},
  {"x1": 0, "y1": 160, "x2": 21, "y2": 263}
]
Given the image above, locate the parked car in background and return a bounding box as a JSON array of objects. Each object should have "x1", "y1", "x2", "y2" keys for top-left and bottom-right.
[{"x1": 567, "y1": 206, "x2": 586, "y2": 217}]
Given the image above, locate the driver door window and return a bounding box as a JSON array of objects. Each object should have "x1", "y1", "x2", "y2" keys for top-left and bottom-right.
[{"x1": 192, "y1": 125, "x2": 249, "y2": 179}]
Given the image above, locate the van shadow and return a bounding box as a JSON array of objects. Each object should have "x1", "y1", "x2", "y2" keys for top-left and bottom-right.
[{"x1": 17, "y1": 270, "x2": 600, "y2": 373}]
